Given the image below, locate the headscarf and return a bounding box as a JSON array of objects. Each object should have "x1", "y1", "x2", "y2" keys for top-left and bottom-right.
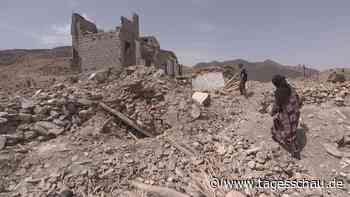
[{"x1": 272, "y1": 75, "x2": 291, "y2": 107}]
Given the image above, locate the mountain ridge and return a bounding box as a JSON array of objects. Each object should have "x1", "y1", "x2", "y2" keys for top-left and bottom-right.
[{"x1": 194, "y1": 59, "x2": 320, "y2": 82}]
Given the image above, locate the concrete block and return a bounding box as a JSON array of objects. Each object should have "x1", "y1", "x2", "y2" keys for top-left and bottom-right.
[{"x1": 192, "y1": 92, "x2": 210, "y2": 106}]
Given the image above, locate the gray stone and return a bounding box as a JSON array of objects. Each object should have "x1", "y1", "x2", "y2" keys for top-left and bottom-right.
[
  {"x1": 152, "y1": 69, "x2": 165, "y2": 78},
  {"x1": 34, "y1": 121, "x2": 64, "y2": 137},
  {"x1": 4, "y1": 134, "x2": 23, "y2": 145},
  {"x1": 246, "y1": 146, "x2": 261, "y2": 155},
  {"x1": 0, "y1": 112, "x2": 9, "y2": 118},
  {"x1": 24, "y1": 131, "x2": 38, "y2": 140},
  {"x1": 88, "y1": 68, "x2": 111, "y2": 83},
  {"x1": 0, "y1": 136, "x2": 6, "y2": 150},
  {"x1": 216, "y1": 144, "x2": 227, "y2": 155},
  {"x1": 76, "y1": 98, "x2": 94, "y2": 106},
  {"x1": 59, "y1": 189, "x2": 73, "y2": 197},
  {"x1": 78, "y1": 110, "x2": 90, "y2": 120},
  {"x1": 17, "y1": 113, "x2": 33, "y2": 123},
  {"x1": 190, "y1": 104, "x2": 201, "y2": 120},
  {"x1": 0, "y1": 117, "x2": 8, "y2": 125},
  {"x1": 21, "y1": 98, "x2": 35, "y2": 110},
  {"x1": 164, "y1": 106, "x2": 179, "y2": 127},
  {"x1": 247, "y1": 161, "x2": 256, "y2": 169}
]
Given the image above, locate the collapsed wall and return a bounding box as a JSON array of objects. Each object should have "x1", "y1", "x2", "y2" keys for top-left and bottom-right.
[
  {"x1": 70, "y1": 12, "x2": 181, "y2": 76},
  {"x1": 71, "y1": 13, "x2": 139, "y2": 72}
]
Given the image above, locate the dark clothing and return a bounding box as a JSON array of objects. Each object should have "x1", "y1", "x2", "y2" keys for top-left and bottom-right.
[
  {"x1": 240, "y1": 69, "x2": 248, "y2": 82},
  {"x1": 271, "y1": 75, "x2": 301, "y2": 159},
  {"x1": 239, "y1": 68, "x2": 247, "y2": 95},
  {"x1": 239, "y1": 81, "x2": 246, "y2": 95}
]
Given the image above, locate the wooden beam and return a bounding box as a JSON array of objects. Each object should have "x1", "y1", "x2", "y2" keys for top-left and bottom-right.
[{"x1": 99, "y1": 102, "x2": 154, "y2": 137}]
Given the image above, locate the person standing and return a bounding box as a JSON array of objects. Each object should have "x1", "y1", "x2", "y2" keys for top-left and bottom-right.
[
  {"x1": 270, "y1": 75, "x2": 302, "y2": 159},
  {"x1": 238, "y1": 64, "x2": 248, "y2": 96}
]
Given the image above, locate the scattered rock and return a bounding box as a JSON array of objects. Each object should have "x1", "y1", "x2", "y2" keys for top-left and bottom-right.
[
  {"x1": 89, "y1": 68, "x2": 112, "y2": 83},
  {"x1": 76, "y1": 98, "x2": 94, "y2": 106},
  {"x1": 323, "y1": 143, "x2": 343, "y2": 158},
  {"x1": 190, "y1": 104, "x2": 201, "y2": 120},
  {"x1": 247, "y1": 160, "x2": 256, "y2": 169},
  {"x1": 153, "y1": 69, "x2": 165, "y2": 78},
  {"x1": 216, "y1": 144, "x2": 227, "y2": 155},
  {"x1": 20, "y1": 98, "x2": 35, "y2": 110},
  {"x1": 246, "y1": 146, "x2": 261, "y2": 155},
  {"x1": 59, "y1": 189, "x2": 74, "y2": 197},
  {"x1": 335, "y1": 97, "x2": 345, "y2": 106},
  {"x1": 0, "y1": 136, "x2": 6, "y2": 150},
  {"x1": 307, "y1": 114, "x2": 314, "y2": 119},
  {"x1": 0, "y1": 117, "x2": 8, "y2": 125},
  {"x1": 34, "y1": 121, "x2": 64, "y2": 137},
  {"x1": 17, "y1": 113, "x2": 33, "y2": 123}
]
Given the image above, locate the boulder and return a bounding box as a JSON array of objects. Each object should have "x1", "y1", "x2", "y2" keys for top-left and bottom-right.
[
  {"x1": 89, "y1": 68, "x2": 112, "y2": 83},
  {"x1": 192, "y1": 92, "x2": 210, "y2": 106},
  {"x1": 20, "y1": 98, "x2": 35, "y2": 110},
  {"x1": 34, "y1": 121, "x2": 64, "y2": 137}
]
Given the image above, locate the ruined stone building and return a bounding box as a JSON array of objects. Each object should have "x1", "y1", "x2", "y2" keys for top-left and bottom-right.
[{"x1": 71, "y1": 13, "x2": 181, "y2": 76}]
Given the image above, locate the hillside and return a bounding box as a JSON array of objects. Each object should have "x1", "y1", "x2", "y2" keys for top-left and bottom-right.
[
  {"x1": 194, "y1": 59, "x2": 320, "y2": 82},
  {"x1": 0, "y1": 46, "x2": 71, "y2": 66}
]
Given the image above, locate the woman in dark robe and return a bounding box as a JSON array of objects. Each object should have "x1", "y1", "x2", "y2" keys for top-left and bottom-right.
[{"x1": 270, "y1": 75, "x2": 302, "y2": 159}]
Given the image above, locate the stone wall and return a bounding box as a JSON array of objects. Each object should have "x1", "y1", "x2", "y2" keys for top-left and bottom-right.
[
  {"x1": 118, "y1": 14, "x2": 139, "y2": 66},
  {"x1": 70, "y1": 12, "x2": 180, "y2": 74},
  {"x1": 78, "y1": 32, "x2": 122, "y2": 71}
]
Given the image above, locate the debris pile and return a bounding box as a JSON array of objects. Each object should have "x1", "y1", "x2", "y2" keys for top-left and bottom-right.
[
  {"x1": 297, "y1": 81, "x2": 350, "y2": 106},
  {"x1": 1, "y1": 65, "x2": 349, "y2": 197}
]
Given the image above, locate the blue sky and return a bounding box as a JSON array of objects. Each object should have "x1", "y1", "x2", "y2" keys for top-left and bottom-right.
[{"x1": 1, "y1": 0, "x2": 350, "y2": 69}]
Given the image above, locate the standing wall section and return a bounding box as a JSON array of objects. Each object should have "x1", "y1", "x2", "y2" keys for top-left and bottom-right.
[{"x1": 78, "y1": 32, "x2": 122, "y2": 72}]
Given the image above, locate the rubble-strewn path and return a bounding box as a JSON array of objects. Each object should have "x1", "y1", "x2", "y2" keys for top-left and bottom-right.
[{"x1": 1, "y1": 65, "x2": 350, "y2": 197}]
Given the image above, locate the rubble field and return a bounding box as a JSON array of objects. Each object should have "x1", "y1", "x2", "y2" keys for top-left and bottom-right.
[{"x1": 1, "y1": 64, "x2": 350, "y2": 197}]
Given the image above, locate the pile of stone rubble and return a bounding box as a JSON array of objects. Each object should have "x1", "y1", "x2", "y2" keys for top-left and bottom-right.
[
  {"x1": 0, "y1": 66, "x2": 347, "y2": 197},
  {"x1": 297, "y1": 81, "x2": 350, "y2": 106}
]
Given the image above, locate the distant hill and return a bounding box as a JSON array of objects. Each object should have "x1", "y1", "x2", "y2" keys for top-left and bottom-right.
[
  {"x1": 194, "y1": 59, "x2": 320, "y2": 82},
  {"x1": 0, "y1": 46, "x2": 71, "y2": 66}
]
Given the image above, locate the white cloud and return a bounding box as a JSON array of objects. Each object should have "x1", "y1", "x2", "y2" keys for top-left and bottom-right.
[{"x1": 37, "y1": 23, "x2": 71, "y2": 47}]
